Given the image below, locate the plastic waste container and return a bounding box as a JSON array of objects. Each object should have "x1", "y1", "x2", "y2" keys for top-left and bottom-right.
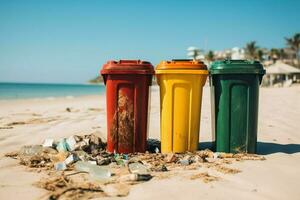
[
  {"x1": 156, "y1": 59, "x2": 208, "y2": 153},
  {"x1": 210, "y1": 60, "x2": 265, "y2": 153},
  {"x1": 101, "y1": 60, "x2": 154, "y2": 153}
]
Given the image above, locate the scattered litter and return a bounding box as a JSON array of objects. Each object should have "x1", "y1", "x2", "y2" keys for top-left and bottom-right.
[
  {"x1": 205, "y1": 157, "x2": 217, "y2": 163},
  {"x1": 89, "y1": 166, "x2": 111, "y2": 181},
  {"x1": 56, "y1": 139, "x2": 68, "y2": 152},
  {"x1": 213, "y1": 152, "x2": 220, "y2": 159},
  {"x1": 180, "y1": 155, "x2": 192, "y2": 165},
  {"x1": 114, "y1": 154, "x2": 128, "y2": 165},
  {"x1": 75, "y1": 161, "x2": 111, "y2": 181},
  {"x1": 50, "y1": 152, "x2": 68, "y2": 163},
  {"x1": 155, "y1": 147, "x2": 160, "y2": 153},
  {"x1": 74, "y1": 150, "x2": 91, "y2": 162},
  {"x1": 66, "y1": 136, "x2": 77, "y2": 151},
  {"x1": 128, "y1": 162, "x2": 150, "y2": 175},
  {"x1": 20, "y1": 145, "x2": 43, "y2": 156},
  {"x1": 64, "y1": 154, "x2": 76, "y2": 165},
  {"x1": 55, "y1": 162, "x2": 67, "y2": 171},
  {"x1": 147, "y1": 139, "x2": 161, "y2": 153},
  {"x1": 5, "y1": 134, "x2": 267, "y2": 199},
  {"x1": 120, "y1": 174, "x2": 152, "y2": 182},
  {"x1": 88, "y1": 161, "x2": 97, "y2": 165},
  {"x1": 43, "y1": 138, "x2": 54, "y2": 148},
  {"x1": 165, "y1": 153, "x2": 177, "y2": 163}
]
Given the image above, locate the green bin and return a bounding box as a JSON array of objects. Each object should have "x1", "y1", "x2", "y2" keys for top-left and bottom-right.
[{"x1": 210, "y1": 60, "x2": 265, "y2": 153}]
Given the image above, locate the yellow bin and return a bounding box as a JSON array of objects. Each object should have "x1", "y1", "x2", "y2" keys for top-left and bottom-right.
[{"x1": 156, "y1": 59, "x2": 208, "y2": 153}]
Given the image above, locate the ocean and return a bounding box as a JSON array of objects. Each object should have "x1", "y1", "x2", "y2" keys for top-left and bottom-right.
[{"x1": 0, "y1": 82, "x2": 105, "y2": 100}]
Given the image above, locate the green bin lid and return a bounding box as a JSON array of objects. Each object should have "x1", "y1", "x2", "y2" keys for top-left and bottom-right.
[{"x1": 210, "y1": 60, "x2": 265, "y2": 75}]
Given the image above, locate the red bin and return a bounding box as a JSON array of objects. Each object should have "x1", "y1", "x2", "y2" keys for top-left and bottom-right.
[{"x1": 101, "y1": 60, "x2": 154, "y2": 153}]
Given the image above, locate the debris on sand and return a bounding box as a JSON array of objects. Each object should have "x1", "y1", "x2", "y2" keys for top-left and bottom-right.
[
  {"x1": 6, "y1": 121, "x2": 26, "y2": 126},
  {"x1": 0, "y1": 126, "x2": 13, "y2": 129},
  {"x1": 5, "y1": 134, "x2": 267, "y2": 199},
  {"x1": 190, "y1": 172, "x2": 220, "y2": 183},
  {"x1": 36, "y1": 173, "x2": 106, "y2": 200},
  {"x1": 214, "y1": 165, "x2": 241, "y2": 174}
]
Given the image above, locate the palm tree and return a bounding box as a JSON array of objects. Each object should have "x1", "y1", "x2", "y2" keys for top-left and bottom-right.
[
  {"x1": 269, "y1": 48, "x2": 280, "y2": 61},
  {"x1": 245, "y1": 41, "x2": 258, "y2": 59},
  {"x1": 257, "y1": 49, "x2": 264, "y2": 62},
  {"x1": 187, "y1": 47, "x2": 203, "y2": 61},
  {"x1": 205, "y1": 50, "x2": 215, "y2": 63},
  {"x1": 285, "y1": 33, "x2": 300, "y2": 67}
]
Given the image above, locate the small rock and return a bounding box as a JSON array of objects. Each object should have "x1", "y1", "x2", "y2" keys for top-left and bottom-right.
[{"x1": 159, "y1": 165, "x2": 168, "y2": 172}]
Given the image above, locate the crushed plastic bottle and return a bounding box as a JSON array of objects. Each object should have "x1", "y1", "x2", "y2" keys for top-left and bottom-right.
[
  {"x1": 56, "y1": 138, "x2": 68, "y2": 152},
  {"x1": 75, "y1": 161, "x2": 111, "y2": 181},
  {"x1": 55, "y1": 162, "x2": 67, "y2": 171},
  {"x1": 66, "y1": 136, "x2": 77, "y2": 151},
  {"x1": 128, "y1": 162, "x2": 149, "y2": 175},
  {"x1": 64, "y1": 154, "x2": 76, "y2": 165},
  {"x1": 114, "y1": 154, "x2": 128, "y2": 165}
]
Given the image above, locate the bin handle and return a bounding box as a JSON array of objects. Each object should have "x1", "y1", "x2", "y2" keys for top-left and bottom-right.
[
  {"x1": 102, "y1": 75, "x2": 107, "y2": 85},
  {"x1": 119, "y1": 60, "x2": 141, "y2": 64}
]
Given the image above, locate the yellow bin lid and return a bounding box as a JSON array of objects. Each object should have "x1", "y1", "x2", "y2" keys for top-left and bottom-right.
[{"x1": 156, "y1": 59, "x2": 208, "y2": 74}]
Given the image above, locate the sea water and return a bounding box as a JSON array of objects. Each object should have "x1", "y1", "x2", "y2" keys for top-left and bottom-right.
[{"x1": 0, "y1": 82, "x2": 105, "y2": 100}]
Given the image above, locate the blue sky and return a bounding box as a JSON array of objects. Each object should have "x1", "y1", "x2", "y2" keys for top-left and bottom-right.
[{"x1": 0, "y1": 0, "x2": 299, "y2": 84}]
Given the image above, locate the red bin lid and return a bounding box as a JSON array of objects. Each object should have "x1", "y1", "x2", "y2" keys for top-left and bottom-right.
[{"x1": 101, "y1": 60, "x2": 154, "y2": 75}]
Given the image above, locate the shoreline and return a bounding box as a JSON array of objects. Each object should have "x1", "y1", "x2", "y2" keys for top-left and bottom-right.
[
  {"x1": 0, "y1": 85, "x2": 300, "y2": 199},
  {"x1": 0, "y1": 94, "x2": 103, "y2": 103}
]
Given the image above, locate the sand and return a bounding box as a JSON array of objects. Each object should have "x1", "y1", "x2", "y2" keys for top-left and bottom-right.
[{"x1": 0, "y1": 85, "x2": 299, "y2": 200}]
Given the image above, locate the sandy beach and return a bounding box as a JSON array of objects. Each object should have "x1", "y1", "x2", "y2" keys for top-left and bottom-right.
[{"x1": 0, "y1": 85, "x2": 300, "y2": 200}]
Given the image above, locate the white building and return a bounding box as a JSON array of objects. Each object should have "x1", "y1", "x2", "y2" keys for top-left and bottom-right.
[{"x1": 231, "y1": 47, "x2": 245, "y2": 60}]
